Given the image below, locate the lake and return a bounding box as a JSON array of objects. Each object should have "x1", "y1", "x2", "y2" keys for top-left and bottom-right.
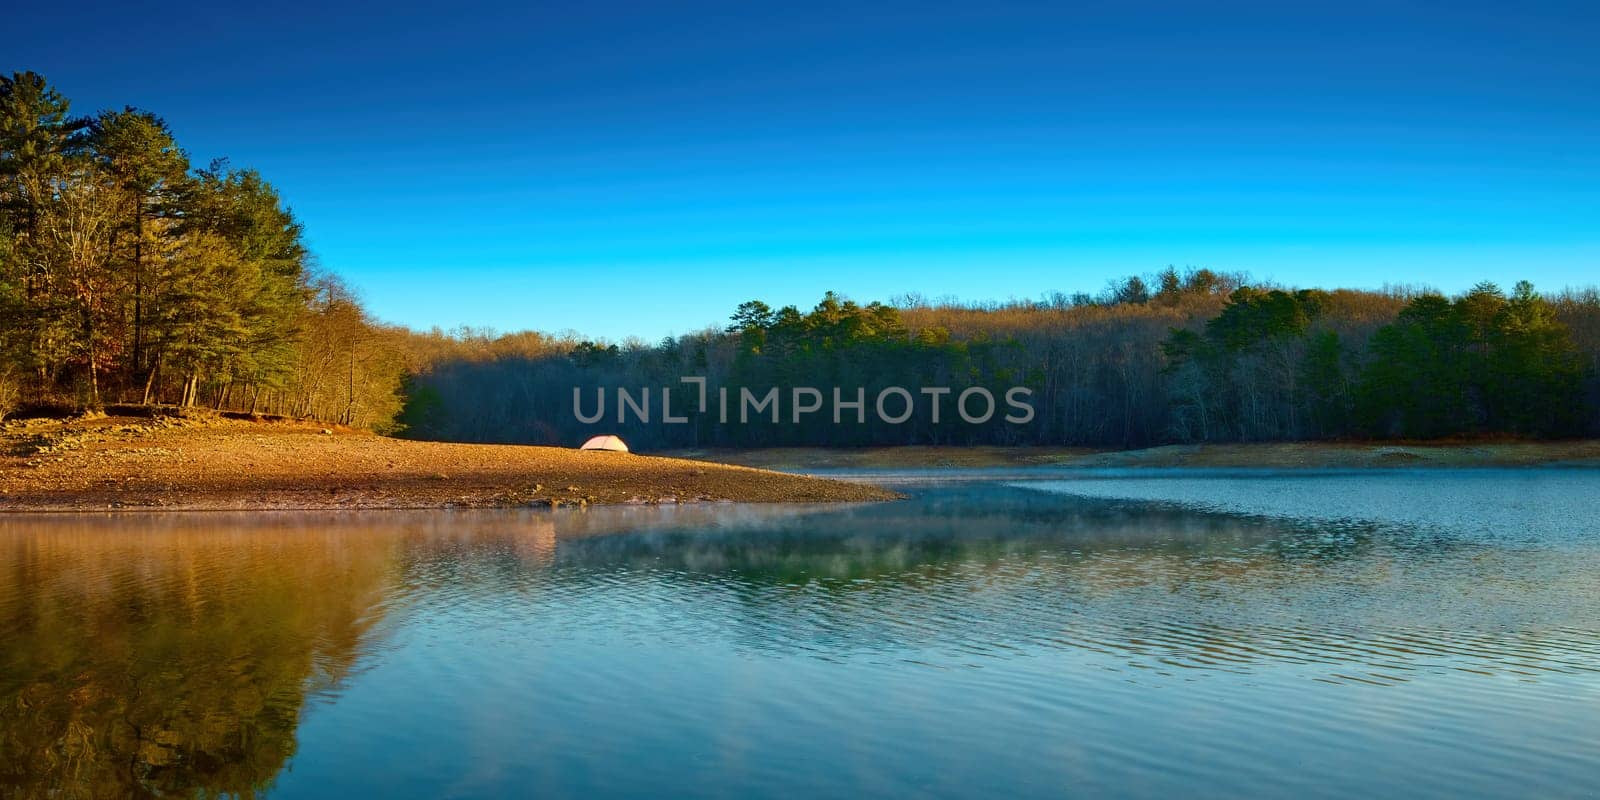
[{"x1": 3, "y1": 469, "x2": 1599, "y2": 798}]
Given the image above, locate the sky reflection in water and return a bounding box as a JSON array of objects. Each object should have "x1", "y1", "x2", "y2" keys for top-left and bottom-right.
[{"x1": 3, "y1": 469, "x2": 1599, "y2": 798}]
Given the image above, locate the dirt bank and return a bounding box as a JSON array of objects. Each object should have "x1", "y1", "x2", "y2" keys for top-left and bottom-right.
[
  {"x1": 672, "y1": 446, "x2": 1098, "y2": 470},
  {"x1": 677, "y1": 441, "x2": 1600, "y2": 470},
  {"x1": 0, "y1": 415, "x2": 900, "y2": 512}
]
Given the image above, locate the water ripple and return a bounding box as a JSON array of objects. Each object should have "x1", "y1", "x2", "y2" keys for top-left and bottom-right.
[{"x1": 3, "y1": 471, "x2": 1600, "y2": 798}]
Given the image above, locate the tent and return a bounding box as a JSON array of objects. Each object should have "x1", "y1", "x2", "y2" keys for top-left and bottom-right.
[{"x1": 579, "y1": 434, "x2": 630, "y2": 453}]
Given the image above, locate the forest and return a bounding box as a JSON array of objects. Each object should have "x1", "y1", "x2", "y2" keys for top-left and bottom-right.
[
  {"x1": 0, "y1": 72, "x2": 408, "y2": 427},
  {"x1": 5, "y1": 70, "x2": 1597, "y2": 448},
  {"x1": 398, "y1": 271, "x2": 1600, "y2": 448}
]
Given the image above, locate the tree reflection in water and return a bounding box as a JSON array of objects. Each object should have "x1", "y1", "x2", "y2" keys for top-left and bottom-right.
[
  {"x1": 0, "y1": 517, "x2": 402, "y2": 799},
  {"x1": 4, "y1": 479, "x2": 1600, "y2": 798}
]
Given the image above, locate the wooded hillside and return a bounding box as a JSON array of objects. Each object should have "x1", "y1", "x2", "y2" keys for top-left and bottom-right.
[
  {"x1": 401, "y1": 270, "x2": 1600, "y2": 448},
  {"x1": 6, "y1": 71, "x2": 1595, "y2": 447},
  {"x1": 0, "y1": 72, "x2": 407, "y2": 427}
]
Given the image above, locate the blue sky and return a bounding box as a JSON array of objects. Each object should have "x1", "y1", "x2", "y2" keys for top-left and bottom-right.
[{"x1": 11, "y1": 0, "x2": 1599, "y2": 340}]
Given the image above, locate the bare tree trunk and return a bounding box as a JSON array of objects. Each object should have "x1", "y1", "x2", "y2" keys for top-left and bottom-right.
[
  {"x1": 346, "y1": 350, "x2": 355, "y2": 425},
  {"x1": 132, "y1": 196, "x2": 144, "y2": 379},
  {"x1": 85, "y1": 312, "x2": 101, "y2": 408},
  {"x1": 141, "y1": 356, "x2": 161, "y2": 405},
  {"x1": 88, "y1": 352, "x2": 100, "y2": 408}
]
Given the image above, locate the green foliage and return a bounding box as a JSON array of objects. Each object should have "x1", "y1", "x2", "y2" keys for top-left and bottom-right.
[
  {"x1": 393, "y1": 374, "x2": 444, "y2": 434},
  {"x1": 9, "y1": 70, "x2": 1579, "y2": 441},
  {"x1": 86, "y1": 107, "x2": 188, "y2": 203},
  {"x1": 405, "y1": 273, "x2": 1598, "y2": 449},
  {"x1": 1300, "y1": 330, "x2": 1354, "y2": 436},
  {"x1": 1359, "y1": 282, "x2": 1584, "y2": 437},
  {"x1": 0, "y1": 525, "x2": 393, "y2": 798},
  {"x1": 570, "y1": 340, "x2": 621, "y2": 367},
  {"x1": 1162, "y1": 287, "x2": 1330, "y2": 440},
  {"x1": 1160, "y1": 280, "x2": 1590, "y2": 442},
  {"x1": 1204, "y1": 287, "x2": 1323, "y2": 349},
  {"x1": 1359, "y1": 294, "x2": 1473, "y2": 436},
  {"x1": 0, "y1": 73, "x2": 401, "y2": 424}
]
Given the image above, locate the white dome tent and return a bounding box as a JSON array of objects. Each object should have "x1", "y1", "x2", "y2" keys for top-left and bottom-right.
[{"x1": 578, "y1": 435, "x2": 630, "y2": 453}]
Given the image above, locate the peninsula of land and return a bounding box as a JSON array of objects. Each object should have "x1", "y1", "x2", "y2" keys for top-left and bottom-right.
[
  {"x1": 7, "y1": 411, "x2": 1599, "y2": 513},
  {"x1": 0, "y1": 414, "x2": 900, "y2": 512},
  {"x1": 679, "y1": 441, "x2": 1600, "y2": 470}
]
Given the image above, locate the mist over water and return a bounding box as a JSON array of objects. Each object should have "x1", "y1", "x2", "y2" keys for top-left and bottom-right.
[{"x1": 4, "y1": 470, "x2": 1600, "y2": 798}]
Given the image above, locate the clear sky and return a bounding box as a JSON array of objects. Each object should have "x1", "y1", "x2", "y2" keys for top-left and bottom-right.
[{"x1": 10, "y1": 0, "x2": 1598, "y2": 340}]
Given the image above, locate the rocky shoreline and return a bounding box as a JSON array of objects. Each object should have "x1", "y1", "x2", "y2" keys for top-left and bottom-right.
[{"x1": 0, "y1": 414, "x2": 900, "y2": 512}]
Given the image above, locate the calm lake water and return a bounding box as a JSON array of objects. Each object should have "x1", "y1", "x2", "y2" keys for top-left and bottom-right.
[{"x1": 4, "y1": 469, "x2": 1600, "y2": 799}]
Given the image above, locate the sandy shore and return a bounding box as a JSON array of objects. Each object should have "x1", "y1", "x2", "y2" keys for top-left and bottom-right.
[
  {"x1": 0, "y1": 415, "x2": 900, "y2": 512},
  {"x1": 8, "y1": 416, "x2": 1592, "y2": 513},
  {"x1": 677, "y1": 440, "x2": 1600, "y2": 470}
]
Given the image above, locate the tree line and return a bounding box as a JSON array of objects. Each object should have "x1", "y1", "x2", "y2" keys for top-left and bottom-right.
[
  {"x1": 6, "y1": 72, "x2": 1595, "y2": 446},
  {"x1": 0, "y1": 72, "x2": 408, "y2": 427},
  {"x1": 399, "y1": 268, "x2": 1600, "y2": 448},
  {"x1": 1163, "y1": 280, "x2": 1588, "y2": 440}
]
